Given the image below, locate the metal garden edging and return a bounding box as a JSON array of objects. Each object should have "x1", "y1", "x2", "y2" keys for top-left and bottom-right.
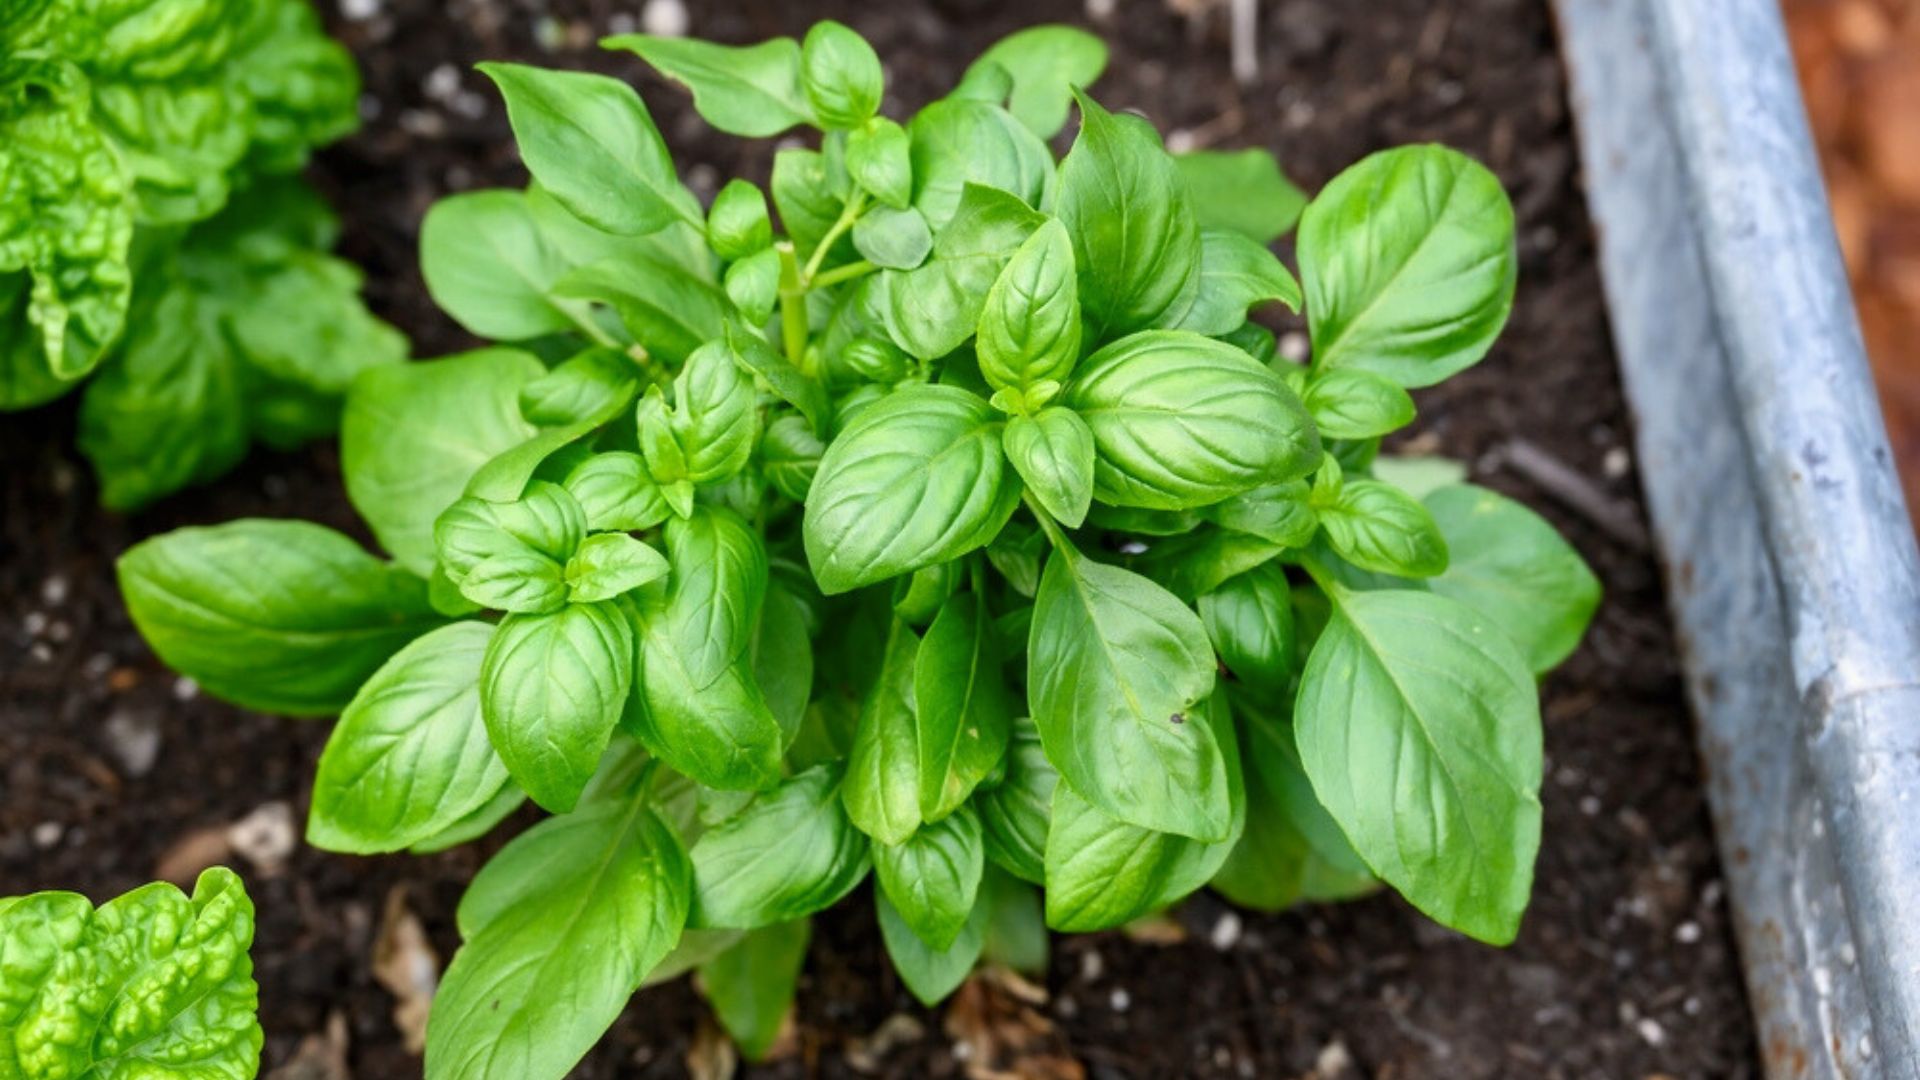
[{"x1": 1553, "y1": 0, "x2": 1920, "y2": 1075}]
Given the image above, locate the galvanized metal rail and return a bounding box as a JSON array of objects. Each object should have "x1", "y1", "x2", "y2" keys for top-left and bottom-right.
[{"x1": 1554, "y1": 0, "x2": 1920, "y2": 1075}]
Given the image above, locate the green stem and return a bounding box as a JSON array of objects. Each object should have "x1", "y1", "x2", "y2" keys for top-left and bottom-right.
[
  {"x1": 776, "y1": 242, "x2": 808, "y2": 364},
  {"x1": 1295, "y1": 551, "x2": 1348, "y2": 603},
  {"x1": 807, "y1": 259, "x2": 877, "y2": 291},
  {"x1": 801, "y1": 190, "x2": 868, "y2": 285},
  {"x1": 1022, "y1": 491, "x2": 1073, "y2": 554},
  {"x1": 559, "y1": 300, "x2": 623, "y2": 351}
]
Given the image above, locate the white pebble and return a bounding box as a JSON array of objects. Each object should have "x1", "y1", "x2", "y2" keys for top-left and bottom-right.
[
  {"x1": 41, "y1": 575, "x2": 68, "y2": 606},
  {"x1": 228, "y1": 802, "x2": 298, "y2": 874},
  {"x1": 1674, "y1": 921, "x2": 1701, "y2": 944},
  {"x1": 1210, "y1": 911, "x2": 1243, "y2": 951},
  {"x1": 1079, "y1": 949, "x2": 1104, "y2": 982},
  {"x1": 1603, "y1": 446, "x2": 1632, "y2": 479},
  {"x1": 23, "y1": 611, "x2": 47, "y2": 637},
  {"x1": 339, "y1": 0, "x2": 381, "y2": 19},
  {"x1": 1279, "y1": 330, "x2": 1311, "y2": 363},
  {"x1": 172, "y1": 676, "x2": 200, "y2": 702},
  {"x1": 641, "y1": 0, "x2": 689, "y2": 38},
  {"x1": 424, "y1": 63, "x2": 461, "y2": 102},
  {"x1": 1109, "y1": 988, "x2": 1131, "y2": 1012},
  {"x1": 1635, "y1": 1017, "x2": 1666, "y2": 1047},
  {"x1": 32, "y1": 822, "x2": 63, "y2": 849}
]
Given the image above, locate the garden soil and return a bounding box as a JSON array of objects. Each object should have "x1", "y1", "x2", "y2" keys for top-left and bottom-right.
[{"x1": 0, "y1": 0, "x2": 1761, "y2": 1076}]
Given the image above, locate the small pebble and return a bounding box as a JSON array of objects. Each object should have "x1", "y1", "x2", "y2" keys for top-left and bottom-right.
[
  {"x1": 104, "y1": 708, "x2": 163, "y2": 778},
  {"x1": 1674, "y1": 921, "x2": 1702, "y2": 944},
  {"x1": 1079, "y1": 949, "x2": 1104, "y2": 982},
  {"x1": 32, "y1": 822, "x2": 63, "y2": 849},
  {"x1": 641, "y1": 0, "x2": 689, "y2": 38},
  {"x1": 1210, "y1": 911, "x2": 1243, "y2": 951},
  {"x1": 173, "y1": 676, "x2": 200, "y2": 702},
  {"x1": 1635, "y1": 1017, "x2": 1666, "y2": 1047},
  {"x1": 228, "y1": 801, "x2": 298, "y2": 874},
  {"x1": 424, "y1": 63, "x2": 461, "y2": 102},
  {"x1": 1580, "y1": 794, "x2": 1602, "y2": 816},
  {"x1": 41, "y1": 575, "x2": 68, "y2": 605},
  {"x1": 339, "y1": 0, "x2": 381, "y2": 19},
  {"x1": 1085, "y1": 0, "x2": 1116, "y2": 20},
  {"x1": 1603, "y1": 445, "x2": 1632, "y2": 479},
  {"x1": 1109, "y1": 988, "x2": 1131, "y2": 1012},
  {"x1": 1279, "y1": 330, "x2": 1311, "y2": 363},
  {"x1": 607, "y1": 12, "x2": 638, "y2": 35},
  {"x1": 23, "y1": 611, "x2": 47, "y2": 637}
]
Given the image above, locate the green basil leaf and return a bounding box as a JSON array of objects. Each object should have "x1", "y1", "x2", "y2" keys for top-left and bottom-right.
[
  {"x1": 607, "y1": 33, "x2": 811, "y2": 137},
  {"x1": 723, "y1": 246, "x2": 780, "y2": 324},
  {"x1": 800, "y1": 20, "x2": 883, "y2": 130},
  {"x1": 1370, "y1": 454, "x2": 1469, "y2": 499},
  {"x1": 907, "y1": 99, "x2": 1053, "y2": 231},
  {"x1": 309, "y1": 622, "x2": 510, "y2": 853},
  {"x1": 1298, "y1": 145, "x2": 1516, "y2": 388},
  {"x1": 979, "y1": 866, "x2": 1048, "y2": 976},
  {"x1": 707, "y1": 179, "x2": 773, "y2": 261},
  {"x1": 1028, "y1": 542, "x2": 1228, "y2": 840},
  {"x1": 726, "y1": 318, "x2": 831, "y2": 437},
  {"x1": 566, "y1": 533, "x2": 670, "y2": 603},
  {"x1": 1131, "y1": 526, "x2": 1290, "y2": 604},
  {"x1": 1301, "y1": 368, "x2": 1416, "y2": 440},
  {"x1": 892, "y1": 561, "x2": 963, "y2": 627},
  {"x1": 842, "y1": 619, "x2": 924, "y2": 844},
  {"x1": 852, "y1": 205, "x2": 933, "y2": 271},
  {"x1": 977, "y1": 716, "x2": 1055, "y2": 884},
  {"x1": 977, "y1": 218, "x2": 1081, "y2": 396},
  {"x1": 1319, "y1": 478, "x2": 1449, "y2": 578},
  {"x1": 650, "y1": 338, "x2": 759, "y2": 484},
  {"x1": 1295, "y1": 588, "x2": 1541, "y2": 944},
  {"x1": 461, "y1": 552, "x2": 568, "y2": 614},
  {"x1": 118, "y1": 520, "x2": 442, "y2": 717},
  {"x1": 876, "y1": 882, "x2": 988, "y2": 1006},
  {"x1": 698, "y1": 920, "x2": 811, "y2": 1062},
  {"x1": 477, "y1": 62, "x2": 694, "y2": 236},
  {"x1": 690, "y1": 765, "x2": 871, "y2": 929},
  {"x1": 661, "y1": 507, "x2": 768, "y2": 688},
  {"x1": 409, "y1": 780, "x2": 528, "y2": 855},
  {"x1": 480, "y1": 600, "x2": 634, "y2": 812},
  {"x1": 752, "y1": 581, "x2": 815, "y2": 742},
  {"x1": 873, "y1": 805, "x2": 985, "y2": 949},
  {"x1": 1002, "y1": 408, "x2": 1095, "y2": 529},
  {"x1": 420, "y1": 189, "x2": 581, "y2": 340},
  {"x1": 883, "y1": 183, "x2": 1047, "y2": 360},
  {"x1": 527, "y1": 182, "x2": 715, "y2": 283},
  {"x1": 965, "y1": 25, "x2": 1109, "y2": 139},
  {"x1": 1056, "y1": 91, "x2": 1200, "y2": 337},
  {"x1": 1165, "y1": 228, "x2": 1302, "y2": 335},
  {"x1": 846, "y1": 116, "x2": 912, "y2": 209},
  {"x1": 1422, "y1": 484, "x2": 1601, "y2": 675},
  {"x1": 1173, "y1": 149, "x2": 1308, "y2": 244},
  {"x1": 1202, "y1": 481, "x2": 1318, "y2": 549},
  {"x1": 984, "y1": 523, "x2": 1047, "y2": 600},
  {"x1": 771, "y1": 147, "x2": 851, "y2": 261},
  {"x1": 1064, "y1": 330, "x2": 1320, "y2": 510},
  {"x1": 1044, "y1": 696, "x2": 1243, "y2": 930},
  {"x1": 629, "y1": 607, "x2": 785, "y2": 793},
  {"x1": 1212, "y1": 699, "x2": 1375, "y2": 911},
  {"x1": 1198, "y1": 562, "x2": 1296, "y2": 701},
  {"x1": 435, "y1": 481, "x2": 586, "y2": 589},
  {"x1": 0, "y1": 868, "x2": 260, "y2": 1080},
  {"x1": 343, "y1": 348, "x2": 546, "y2": 576},
  {"x1": 429, "y1": 801, "x2": 689, "y2": 1080},
  {"x1": 551, "y1": 256, "x2": 732, "y2": 365},
  {"x1": 519, "y1": 348, "x2": 642, "y2": 425},
  {"x1": 562, "y1": 451, "x2": 672, "y2": 532},
  {"x1": 762, "y1": 414, "x2": 825, "y2": 501},
  {"x1": 804, "y1": 385, "x2": 1021, "y2": 594},
  {"x1": 1217, "y1": 321, "x2": 1279, "y2": 364},
  {"x1": 914, "y1": 592, "x2": 1016, "y2": 821}
]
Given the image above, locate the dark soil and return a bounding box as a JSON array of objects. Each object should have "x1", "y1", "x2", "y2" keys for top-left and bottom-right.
[{"x1": 0, "y1": 0, "x2": 1760, "y2": 1076}]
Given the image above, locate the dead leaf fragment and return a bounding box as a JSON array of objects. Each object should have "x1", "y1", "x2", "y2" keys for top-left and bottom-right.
[
  {"x1": 844, "y1": 1013, "x2": 926, "y2": 1074},
  {"x1": 266, "y1": 1012, "x2": 350, "y2": 1080},
  {"x1": 944, "y1": 976, "x2": 1084, "y2": 1080},
  {"x1": 153, "y1": 826, "x2": 233, "y2": 886},
  {"x1": 687, "y1": 1016, "x2": 739, "y2": 1080},
  {"x1": 371, "y1": 886, "x2": 440, "y2": 1055}
]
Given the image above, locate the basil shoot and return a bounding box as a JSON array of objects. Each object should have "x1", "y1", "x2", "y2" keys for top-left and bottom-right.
[{"x1": 115, "y1": 21, "x2": 1597, "y2": 1076}]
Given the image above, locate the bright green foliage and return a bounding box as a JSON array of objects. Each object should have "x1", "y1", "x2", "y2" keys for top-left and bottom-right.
[
  {"x1": 0, "y1": 868, "x2": 261, "y2": 1080},
  {"x1": 116, "y1": 20, "x2": 1595, "y2": 1076},
  {"x1": 0, "y1": 1, "x2": 397, "y2": 507}
]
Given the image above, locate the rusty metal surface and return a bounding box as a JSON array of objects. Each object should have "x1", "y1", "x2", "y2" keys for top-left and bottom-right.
[{"x1": 1554, "y1": 0, "x2": 1920, "y2": 1076}]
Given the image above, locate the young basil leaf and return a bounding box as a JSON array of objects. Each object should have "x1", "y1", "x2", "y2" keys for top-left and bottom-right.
[
  {"x1": 308, "y1": 622, "x2": 510, "y2": 853},
  {"x1": 562, "y1": 451, "x2": 672, "y2": 531},
  {"x1": 707, "y1": 179, "x2": 773, "y2": 261},
  {"x1": 1131, "y1": 526, "x2": 1291, "y2": 604},
  {"x1": 477, "y1": 62, "x2": 694, "y2": 236},
  {"x1": 873, "y1": 805, "x2": 985, "y2": 949},
  {"x1": 724, "y1": 322, "x2": 830, "y2": 437},
  {"x1": 892, "y1": 561, "x2": 964, "y2": 627},
  {"x1": 1165, "y1": 228, "x2": 1303, "y2": 335},
  {"x1": 629, "y1": 608, "x2": 786, "y2": 793},
  {"x1": 846, "y1": 116, "x2": 913, "y2": 209},
  {"x1": 429, "y1": 801, "x2": 690, "y2": 1080},
  {"x1": 1318, "y1": 478, "x2": 1450, "y2": 578},
  {"x1": 566, "y1": 533, "x2": 670, "y2": 603},
  {"x1": 698, "y1": 920, "x2": 812, "y2": 1062},
  {"x1": 661, "y1": 507, "x2": 769, "y2": 688},
  {"x1": 876, "y1": 882, "x2": 989, "y2": 1007},
  {"x1": 0, "y1": 868, "x2": 261, "y2": 1080},
  {"x1": 689, "y1": 766, "x2": 871, "y2": 929},
  {"x1": 479, "y1": 600, "x2": 634, "y2": 812},
  {"x1": 551, "y1": 256, "x2": 732, "y2": 365},
  {"x1": 461, "y1": 551, "x2": 567, "y2": 614},
  {"x1": 1422, "y1": 484, "x2": 1601, "y2": 675},
  {"x1": 914, "y1": 592, "x2": 1016, "y2": 821},
  {"x1": 771, "y1": 147, "x2": 850, "y2": 261},
  {"x1": 1028, "y1": 542, "x2": 1229, "y2": 841},
  {"x1": 976, "y1": 716, "x2": 1056, "y2": 884},
  {"x1": 977, "y1": 218, "x2": 1081, "y2": 396},
  {"x1": 906, "y1": 99, "x2": 1053, "y2": 230},
  {"x1": 607, "y1": 33, "x2": 812, "y2": 137},
  {"x1": 1056, "y1": 91, "x2": 1200, "y2": 337},
  {"x1": 117, "y1": 520, "x2": 442, "y2": 716},
  {"x1": 803, "y1": 385, "x2": 1021, "y2": 595},
  {"x1": 435, "y1": 481, "x2": 586, "y2": 589},
  {"x1": 852, "y1": 205, "x2": 933, "y2": 271},
  {"x1": 1294, "y1": 588, "x2": 1540, "y2": 944},
  {"x1": 1198, "y1": 562, "x2": 1296, "y2": 701},
  {"x1": 1218, "y1": 321, "x2": 1279, "y2": 364},
  {"x1": 1044, "y1": 696, "x2": 1243, "y2": 931},
  {"x1": 651, "y1": 338, "x2": 760, "y2": 484},
  {"x1": 1173, "y1": 149, "x2": 1308, "y2": 244},
  {"x1": 1064, "y1": 330, "x2": 1320, "y2": 510},
  {"x1": 343, "y1": 348, "x2": 545, "y2": 576},
  {"x1": 1301, "y1": 368, "x2": 1416, "y2": 440},
  {"x1": 519, "y1": 348, "x2": 642, "y2": 426},
  {"x1": 1002, "y1": 408, "x2": 1095, "y2": 529},
  {"x1": 762, "y1": 414, "x2": 825, "y2": 501},
  {"x1": 801, "y1": 21, "x2": 883, "y2": 130},
  {"x1": 883, "y1": 183, "x2": 1047, "y2": 360},
  {"x1": 1297, "y1": 145, "x2": 1517, "y2": 388},
  {"x1": 842, "y1": 619, "x2": 924, "y2": 844},
  {"x1": 419, "y1": 189, "x2": 580, "y2": 340},
  {"x1": 723, "y1": 246, "x2": 781, "y2": 324},
  {"x1": 1202, "y1": 481, "x2": 1318, "y2": 550},
  {"x1": 964, "y1": 25, "x2": 1109, "y2": 139},
  {"x1": 526, "y1": 181, "x2": 715, "y2": 283},
  {"x1": 1212, "y1": 698, "x2": 1376, "y2": 911}
]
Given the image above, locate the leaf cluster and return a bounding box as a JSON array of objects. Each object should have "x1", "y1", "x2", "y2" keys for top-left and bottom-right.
[
  {"x1": 115, "y1": 20, "x2": 1600, "y2": 1077},
  {"x1": 0, "y1": 0, "x2": 404, "y2": 509}
]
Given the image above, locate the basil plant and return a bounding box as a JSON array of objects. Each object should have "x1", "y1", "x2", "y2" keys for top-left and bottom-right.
[
  {"x1": 117, "y1": 21, "x2": 1600, "y2": 1077},
  {"x1": 0, "y1": 0, "x2": 404, "y2": 509}
]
